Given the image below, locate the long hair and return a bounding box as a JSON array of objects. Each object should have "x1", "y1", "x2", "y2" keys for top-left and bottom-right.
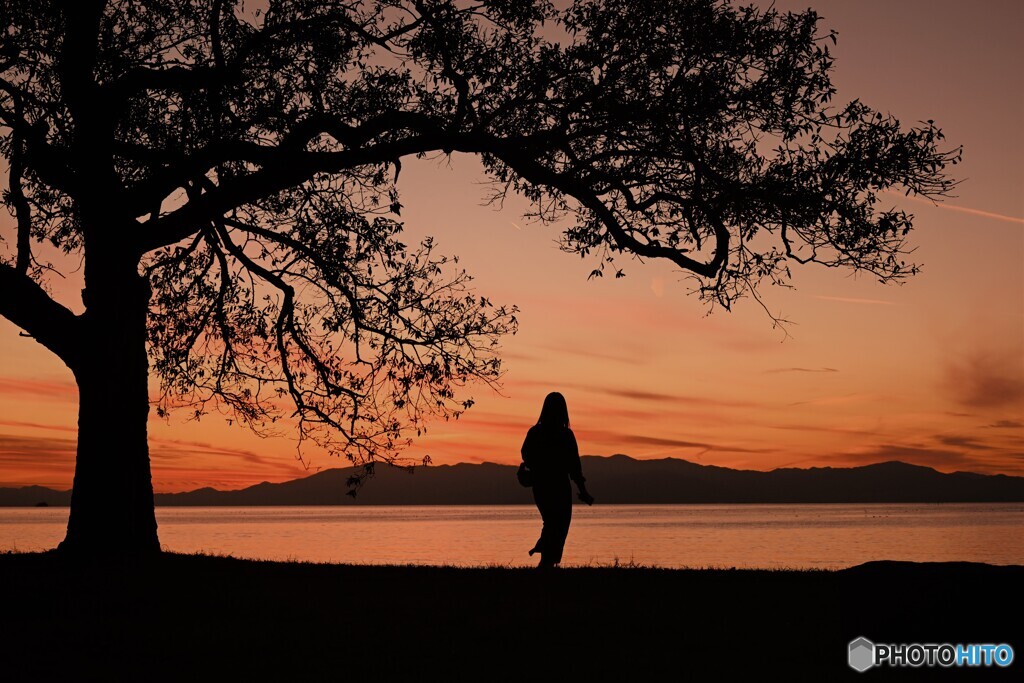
[{"x1": 537, "y1": 391, "x2": 570, "y2": 428}]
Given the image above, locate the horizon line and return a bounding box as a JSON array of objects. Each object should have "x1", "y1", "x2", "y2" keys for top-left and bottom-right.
[{"x1": 2, "y1": 455, "x2": 1017, "y2": 495}]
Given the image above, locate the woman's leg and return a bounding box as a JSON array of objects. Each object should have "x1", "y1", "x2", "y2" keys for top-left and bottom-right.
[
  {"x1": 533, "y1": 484, "x2": 557, "y2": 563},
  {"x1": 534, "y1": 480, "x2": 572, "y2": 565},
  {"x1": 546, "y1": 493, "x2": 572, "y2": 565}
]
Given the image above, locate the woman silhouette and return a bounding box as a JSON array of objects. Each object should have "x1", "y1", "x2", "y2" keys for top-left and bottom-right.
[{"x1": 521, "y1": 392, "x2": 594, "y2": 568}]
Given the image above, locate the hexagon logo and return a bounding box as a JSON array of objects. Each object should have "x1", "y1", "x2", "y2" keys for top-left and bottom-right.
[{"x1": 848, "y1": 637, "x2": 875, "y2": 672}]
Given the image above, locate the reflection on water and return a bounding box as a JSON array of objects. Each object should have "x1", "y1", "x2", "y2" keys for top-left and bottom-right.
[{"x1": 2, "y1": 503, "x2": 1022, "y2": 568}]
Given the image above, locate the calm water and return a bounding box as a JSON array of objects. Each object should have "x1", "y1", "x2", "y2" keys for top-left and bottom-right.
[{"x1": 2, "y1": 504, "x2": 1022, "y2": 569}]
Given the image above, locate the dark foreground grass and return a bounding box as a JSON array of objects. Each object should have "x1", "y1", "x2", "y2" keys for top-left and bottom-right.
[{"x1": 0, "y1": 552, "x2": 1020, "y2": 681}]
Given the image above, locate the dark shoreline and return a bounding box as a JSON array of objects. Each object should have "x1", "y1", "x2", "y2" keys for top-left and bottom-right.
[
  {"x1": 6, "y1": 497, "x2": 1024, "y2": 507},
  {"x1": 1, "y1": 552, "x2": 1020, "y2": 681}
]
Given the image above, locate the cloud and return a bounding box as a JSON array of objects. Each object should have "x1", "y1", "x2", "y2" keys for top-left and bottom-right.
[
  {"x1": 627, "y1": 435, "x2": 772, "y2": 454},
  {"x1": 934, "y1": 435, "x2": 999, "y2": 451},
  {"x1": 933, "y1": 203, "x2": 1024, "y2": 225},
  {"x1": 764, "y1": 367, "x2": 839, "y2": 374},
  {"x1": 534, "y1": 344, "x2": 643, "y2": 366},
  {"x1": 425, "y1": 411, "x2": 528, "y2": 437},
  {"x1": 0, "y1": 377, "x2": 77, "y2": 402},
  {"x1": 885, "y1": 190, "x2": 1024, "y2": 225},
  {"x1": 601, "y1": 386, "x2": 757, "y2": 409},
  {"x1": 579, "y1": 428, "x2": 772, "y2": 455},
  {"x1": 511, "y1": 378, "x2": 758, "y2": 409},
  {"x1": 813, "y1": 295, "x2": 896, "y2": 306},
  {"x1": 0, "y1": 434, "x2": 77, "y2": 487},
  {"x1": 495, "y1": 350, "x2": 538, "y2": 363},
  {"x1": 943, "y1": 349, "x2": 1024, "y2": 409},
  {"x1": 986, "y1": 420, "x2": 1023, "y2": 429},
  {"x1": 600, "y1": 388, "x2": 681, "y2": 402},
  {"x1": 788, "y1": 392, "x2": 879, "y2": 407},
  {"x1": 0, "y1": 419, "x2": 76, "y2": 433},
  {"x1": 617, "y1": 434, "x2": 715, "y2": 450},
  {"x1": 598, "y1": 384, "x2": 753, "y2": 408},
  {"x1": 0, "y1": 429, "x2": 302, "y2": 491},
  {"x1": 0, "y1": 433, "x2": 76, "y2": 460},
  {"x1": 768, "y1": 423, "x2": 876, "y2": 437},
  {"x1": 147, "y1": 436, "x2": 300, "y2": 475}
]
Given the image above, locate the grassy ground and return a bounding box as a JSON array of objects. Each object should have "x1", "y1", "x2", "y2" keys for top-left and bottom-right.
[{"x1": 0, "y1": 552, "x2": 1020, "y2": 681}]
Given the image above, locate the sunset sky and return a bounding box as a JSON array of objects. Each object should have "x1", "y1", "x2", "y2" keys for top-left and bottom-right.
[{"x1": 1, "y1": 0, "x2": 1021, "y2": 492}]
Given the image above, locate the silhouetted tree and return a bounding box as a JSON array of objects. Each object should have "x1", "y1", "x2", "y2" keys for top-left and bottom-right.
[{"x1": 0, "y1": 0, "x2": 958, "y2": 553}]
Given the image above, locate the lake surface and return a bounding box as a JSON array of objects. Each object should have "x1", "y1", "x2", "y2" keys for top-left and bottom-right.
[{"x1": 2, "y1": 503, "x2": 1022, "y2": 568}]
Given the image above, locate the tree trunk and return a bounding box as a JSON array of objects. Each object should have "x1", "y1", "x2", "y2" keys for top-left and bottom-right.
[{"x1": 59, "y1": 264, "x2": 160, "y2": 555}]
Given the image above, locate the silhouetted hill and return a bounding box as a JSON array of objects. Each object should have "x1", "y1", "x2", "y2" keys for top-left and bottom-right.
[
  {"x1": 3, "y1": 455, "x2": 1022, "y2": 506},
  {"x1": 0, "y1": 485, "x2": 73, "y2": 507}
]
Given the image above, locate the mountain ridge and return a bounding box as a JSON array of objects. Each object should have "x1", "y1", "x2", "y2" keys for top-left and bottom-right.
[{"x1": 2, "y1": 455, "x2": 1022, "y2": 506}]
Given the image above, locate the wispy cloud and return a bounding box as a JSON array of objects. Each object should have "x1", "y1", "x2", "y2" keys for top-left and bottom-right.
[
  {"x1": 935, "y1": 435, "x2": 999, "y2": 451},
  {"x1": 579, "y1": 428, "x2": 772, "y2": 455},
  {"x1": 813, "y1": 295, "x2": 897, "y2": 306},
  {"x1": 616, "y1": 434, "x2": 715, "y2": 450},
  {"x1": 533, "y1": 344, "x2": 643, "y2": 366},
  {"x1": 986, "y1": 420, "x2": 1023, "y2": 429},
  {"x1": 511, "y1": 378, "x2": 757, "y2": 409},
  {"x1": 789, "y1": 392, "x2": 878, "y2": 407},
  {"x1": 0, "y1": 433, "x2": 76, "y2": 459},
  {"x1": 0, "y1": 434, "x2": 77, "y2": 488},
  {"x1": 427, "y1": 411, "x2": 529, "y2": 437},
  {"x1": 601, "y1": 388, "x2": 683, "y2": 402},
  {"x1": 943, "y1": 349, "x2": 1024, "y2": 409},
  {"x1": 768, "y1": 423, "x2": 875, "y2": 437},
  {"x1": 148, "y1": 436, "x2": 309, "y2": 476},
  {"x1": 495, "y1": 350, "x2": 538, "y2": 363},
  {"x1": 0, "y1": 429, "x2": 304, "y2": 491},
  {"x1": 0, "y1": 419, "x2": 76, "y2": 433},
  {"x1": 885, "y1": 191, "x2": 1024, "y2": 225},
  {"x1": 936, "y1": 204, "x2": 1024, "y2": 225},
  {"x1": 764, "y1": 367, "x2": 839, "y2": 374},
  {"x1": 0, "y1": 377, "x2": 77, "y2": 402}
]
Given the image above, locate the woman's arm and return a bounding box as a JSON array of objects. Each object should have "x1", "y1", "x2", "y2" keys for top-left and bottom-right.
[
  {"x1": 567, "y1": 430, "x2": 594, "y2": 505},
  {"x1": 521, "y1": 426, "x2": 535, "y2": 466}
]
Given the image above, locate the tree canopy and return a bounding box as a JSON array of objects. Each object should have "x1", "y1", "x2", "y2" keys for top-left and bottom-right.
[{"x1": 0, "y1": 0, "x2": 959, "y2": 475}]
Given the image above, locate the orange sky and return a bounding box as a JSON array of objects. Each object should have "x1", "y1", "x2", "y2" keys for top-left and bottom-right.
[{"x1": 1, "y1": 0, "x2": 1022, "y2": 491}]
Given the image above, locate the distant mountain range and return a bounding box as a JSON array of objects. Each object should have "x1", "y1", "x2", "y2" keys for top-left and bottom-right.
[{"x1": 2, "y1": 455, "x2": 1023, "y2": 506}]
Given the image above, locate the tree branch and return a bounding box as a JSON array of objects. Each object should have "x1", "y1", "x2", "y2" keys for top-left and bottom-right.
[
  {"x1": 0, "y1": 82, "x2": 78, "y2": 193},
  {"x1": 0, "y1": 264, "x2": 80, "y2": 363},
  {"x1": 134, "y1": 120, "x2": 731, "y2": 279},
  {"x1": 469, "y1": 137, "x2": 731, "y2": 278},
  {"x1": 135, "y1": 132, "x2": 446, "y2": 253},
  {"x1": 8, "y1": 115, "x2": 32, "y2": 275}
]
